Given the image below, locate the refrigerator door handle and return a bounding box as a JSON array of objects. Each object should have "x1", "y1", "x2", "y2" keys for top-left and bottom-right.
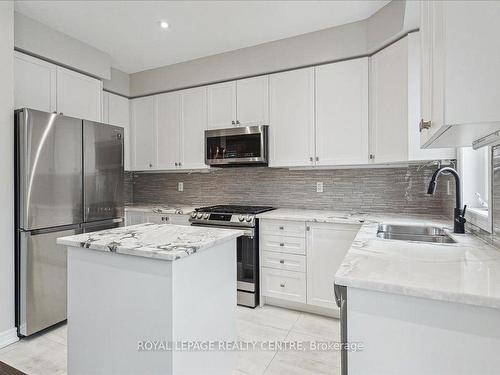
[{"x1": 22, "y1": 224, "x2": 81, "y2": 236}]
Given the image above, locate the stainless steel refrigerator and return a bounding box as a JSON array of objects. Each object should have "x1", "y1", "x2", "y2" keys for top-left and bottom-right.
[{"x1": 15, "y1": 108, "x2": 124, "y2": 336}]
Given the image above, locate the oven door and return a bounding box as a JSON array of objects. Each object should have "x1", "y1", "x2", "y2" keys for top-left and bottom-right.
[
  {"x1": 205, "y1": 125, "x2": 268, "y2": 166},
  {"x1": 190, "y1": 223, "x2": 258, "y2": 295}
]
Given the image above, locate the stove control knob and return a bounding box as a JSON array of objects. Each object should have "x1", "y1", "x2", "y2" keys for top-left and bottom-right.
[
  {"x1": 245, "y1": 215, "x2": 252, "y2": 222},
  {"x1": 238, "y1": 215, "x2": 245, "y2": 222},
  {"x1": 203, "y1": 213, "x2": 209, "y2": 219},
  {"x1": 196, "y1": 212, "x2": 203, "y2": 219},
  {"x1": 191, "y1": 212, "x2": 197, "y2": 218}
]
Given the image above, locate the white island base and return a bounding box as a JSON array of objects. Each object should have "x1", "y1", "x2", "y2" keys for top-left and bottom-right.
[
  {"x1": 346, "y1": 287, "x2": 500, "y2": 375},
  {"x1": 67, "y1": 240, "x2": 236, "y2": 375}
]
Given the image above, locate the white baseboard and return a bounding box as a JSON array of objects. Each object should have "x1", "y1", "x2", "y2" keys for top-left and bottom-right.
[
  {"x1": 263, "y1": 296, "x2": 340, "y2": 319},
  {"x1": 0, "y1": 327, "x2": 19, "y2": 349}
]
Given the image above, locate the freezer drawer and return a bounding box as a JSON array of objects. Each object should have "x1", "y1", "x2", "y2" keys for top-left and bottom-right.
[
  {"x1": 18, "y1": 226, "x2": 80, "y2": 336},
  {"x1": 16, "y1": 109, "x2": 83, "y2": 230},
  {"x1": 83, "y1": 120, "x2": 124, "y2": 222},
  {"x1": 81, "y1": 218, "x2": 124, "y2": 233}
]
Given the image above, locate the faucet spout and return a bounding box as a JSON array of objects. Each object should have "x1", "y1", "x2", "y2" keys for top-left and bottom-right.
[{"x1": 427, "y1": 166, "x2": 466, "y2": 234}]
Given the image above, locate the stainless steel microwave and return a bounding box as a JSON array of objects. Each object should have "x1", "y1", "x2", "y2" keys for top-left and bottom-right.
[{"x1": 205, "y1": 125, "x2": 268, "y2": 167}]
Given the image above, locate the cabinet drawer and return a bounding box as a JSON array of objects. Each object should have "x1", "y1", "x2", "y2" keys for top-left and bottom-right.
[
  {"x1": 261, "y1": 251, "x2": 306, "y2": 273},
  {"x1": 261, "y1": 268, "x2": 306, "y2": 303},
  {"x1": 260, "y1": 220, "x2": 306, "y2": 237},
  {"x1": 261, "y1": 234, "x2": 306, "y2": 255}
]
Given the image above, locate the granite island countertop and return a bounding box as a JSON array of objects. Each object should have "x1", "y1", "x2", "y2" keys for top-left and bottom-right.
[
  {"x1": 257, "y1": 208, "x2": 500, "y2": 309},
  {"x1": 57, "y1": 223, "x2": 243, "y2": 261}
]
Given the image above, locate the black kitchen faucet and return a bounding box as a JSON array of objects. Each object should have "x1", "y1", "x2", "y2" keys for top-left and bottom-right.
[{"x1": 427, "y1": 166, "x2": 467, "y2": 234}]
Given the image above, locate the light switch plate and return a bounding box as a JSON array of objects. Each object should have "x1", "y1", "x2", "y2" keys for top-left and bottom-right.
[
  {"x1": 316, "y1": 182, "x2": 324, "y2": 193},
  {"x1": 178, "y1": 182, "x2": 184, "y2": 192}
]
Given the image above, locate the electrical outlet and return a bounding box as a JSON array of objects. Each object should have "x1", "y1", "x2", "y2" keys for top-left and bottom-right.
[
  {"x1": 316, "y1": 182, "x2": 324, "y2": 193},
  {"x1": 177, "y1": 182, "x2": 184, "y2": 192}
]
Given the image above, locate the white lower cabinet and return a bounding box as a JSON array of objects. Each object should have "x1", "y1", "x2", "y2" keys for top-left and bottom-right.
[
  {"x1": 261, "y1": 268, "x2": 307, "y2": 303},
  {"x1": 261, "y1": 251, "x2": 306, "y2": 273},
  {"x1": 124, "y1": 211, "x2": 145, "y2": 226},
  {"x1": 260, "y1": 234, "x2": 306, "y2": 255},
  {"x1": 260, "y1": 219, "x2": 361, "y2": 313},
  {"x1": 125, "y1": 210, "x2": 191, "y2": 226},
  {"x1": 306, "y1": 222, "x2": 360, "y2": 309}
]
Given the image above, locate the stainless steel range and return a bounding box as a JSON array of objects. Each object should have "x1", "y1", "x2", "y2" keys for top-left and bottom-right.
[{"x1": 190, "y1": 205, "x2": 275, "y2": 307}]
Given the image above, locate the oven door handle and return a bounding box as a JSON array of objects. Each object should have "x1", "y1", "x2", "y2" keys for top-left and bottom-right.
[{"x1": 190, "y1": 223, "x2": 254, "y2": 238}]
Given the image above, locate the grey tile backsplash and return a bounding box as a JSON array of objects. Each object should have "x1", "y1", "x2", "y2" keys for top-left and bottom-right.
[{"x1": 127, "y1": 165, "x2": 455, "y2": 217}]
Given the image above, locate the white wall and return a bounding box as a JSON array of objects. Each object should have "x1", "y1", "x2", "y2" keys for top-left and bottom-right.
[
  {"x1": 0, "y1": 0, "x2": 18, "y2": 349},
  {"x1": 103, "y1": 67, "x2": 130, "y2": 97},
  {"x1": 14, "y1": 11, "x2": 112, "y2": 80},
  {"x1": 130, "y1": 0, "x2": 418, "y2": 97}
]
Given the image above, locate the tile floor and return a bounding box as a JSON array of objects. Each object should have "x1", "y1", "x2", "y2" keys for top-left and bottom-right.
[{"x1": 0, "y1": 305, "x2": 341, "y2": 375}]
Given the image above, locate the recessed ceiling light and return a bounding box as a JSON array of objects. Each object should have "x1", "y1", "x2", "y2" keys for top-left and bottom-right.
[{"x1": 160, "y1": 21, "x2": 169, "y2": 29}]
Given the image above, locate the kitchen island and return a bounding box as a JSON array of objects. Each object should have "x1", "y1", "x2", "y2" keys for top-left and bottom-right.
[{"x1": 57, "y1": 223, "x2": 243, "y2": 375}]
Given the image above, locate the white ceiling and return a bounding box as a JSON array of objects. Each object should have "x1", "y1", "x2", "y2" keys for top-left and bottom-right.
[{"x1": 14, "y1": 0, "x2": 389, "y2": 74}]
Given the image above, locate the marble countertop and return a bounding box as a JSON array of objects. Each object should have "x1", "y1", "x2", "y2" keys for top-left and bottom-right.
[
  {"x1": 257, "y1": 208, "x2": 500, "y2": 310},
  {"x1": 57, "y1": 223, "x2": 243, "y2": 261},
  {"x1": 125, "y1": 203, "x2": 197, "y2": 215}
]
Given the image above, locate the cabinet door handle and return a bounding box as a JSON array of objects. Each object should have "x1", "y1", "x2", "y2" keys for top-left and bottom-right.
[
  {"x1": 231, "y1": 120, "x2": 235, "y2": 125},
  {"x1": 279, "y1": 259, "x2": 285, "y2": 264},
  {"x1": 236, "y1": 120, "x2": 240, "y2": 125},
  {"x1": 279, "y1": 226, "x2": 284, "y2": 230},
  {"x1": 309, "y1": 157, "x2": 313, "y2": 162},
  {"x1": 280, "y1": 283, "x2": 285, "y2": 288},
  {"x1": 369, "y1": 154, "x2": 375, "y2": 160},
  {"x1": 315, "y1": 156, "x2": 319, "y2": 162},
  {"x1": 178, "y1": 162, "x2": 182, "y2": 167},
  {"x1": 175, "y1": 162, "x2": 178, "y2": 166},
  {"x1": 419, "y1": 119, "x2": 432, "y2": 132},
  {"x1": 149, "y1": 163, "x2": 153, "y2": 168},
  {"x1": 279, "y1": 243, "x2": 284, "y2": 247}
]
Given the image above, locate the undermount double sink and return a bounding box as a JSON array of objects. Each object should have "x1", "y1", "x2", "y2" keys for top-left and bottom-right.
[{"x1": 376, "y1": 224, "x2": 456, "y2": 244}]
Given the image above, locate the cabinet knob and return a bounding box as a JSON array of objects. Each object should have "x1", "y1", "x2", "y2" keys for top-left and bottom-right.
[
  {"x1": 315, "y1": 156, "x2": 319, "y2": 162},
  {"x1": 279, "y1": 243, "x2": 284, "y2": 247},
  {"x1": 149, "y1": 163, "x2": 153, "y2": 168},
  {"x1": 279, "y1": 259, "x2": 285, "y2": 264},
  {"x1": 369, "y1": 154, "x2": 375, "y2": 160},
  {"x1": 309, "y1": 157, "x2": 313, "y2": 162},
  {"x1": 231, "y1": 120, "x2": 236, "y2": 125},
  {"x1": 236, "y1": 120, "x2": 240, "y2": 125},
  {"x1": 280, "y1": 283, "x2": 285, "y2": 288},
  {"x1": 419, "y1": 119, "x2": 432, "y2": 132},
  {"x1": 175, "y1": 162, "x2": 178, "y2": 166},
  {"x1": 279, "y1": 226, "x2": 284, "y2": 230},
  {"x1": 178, "y1": 162, "x2": 182, "y2": 167}
]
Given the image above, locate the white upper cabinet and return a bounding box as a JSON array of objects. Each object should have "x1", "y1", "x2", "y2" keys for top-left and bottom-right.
[
  {"x1": 207, "y1": 81, "x2": 237, "y2": 129},
  {"x1": 14, "y1": 52, "x2": 56, "y2": 113},
  {"x1": 14, "y1": 52, "x2": 102, "y2": 122},
  {"x1": 370, "y1": 33, "x2": 454, "y2": 164},
  {"x1": 103, "y1": 92, "x2": 131, "y2": 170},
  {"x1": 420, "y1": 1, "x2": 500, "y2": 149},
  {"x1": 370, "y1": 36, "x2": 409, "y2": 164},
  {"x1": 207, "y1": 76, "x2": 270, "y2": 129},
  {"x1": 56, "y1": 66, "x2": 102, "y2": 122},
  {"x1": 315, "y1": 58, "x2": 369, "y2": 165},
  {"x1": 180, "y1": 87, "x2": 208, "y2": 170},
  {"x1": 130, "y1": 96, "x2": 156, "y2": 171},
  {"x1": 236, "y1": 76, "x2": 269, "y2": 126},
  {"x1": 269, "y1": 68, "x2": 315, "y2": 167},
  {"x1": 156, "y1": 92, "x2": 181, "y2": 170},
  {"x1": 131, "y1": 87, "x2": 208, "y2": 172}
]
